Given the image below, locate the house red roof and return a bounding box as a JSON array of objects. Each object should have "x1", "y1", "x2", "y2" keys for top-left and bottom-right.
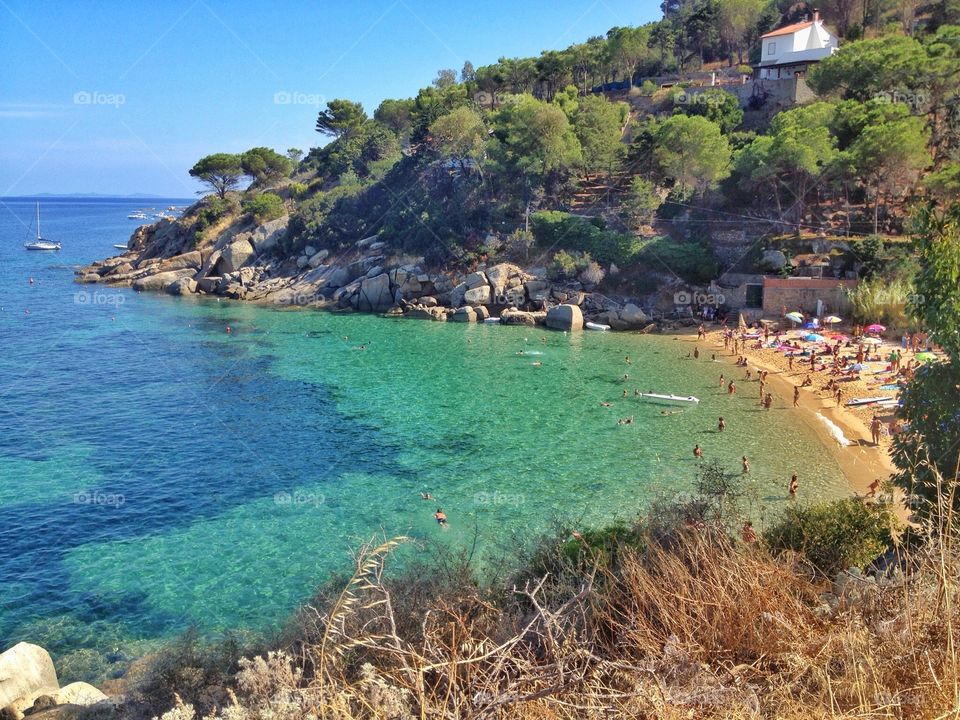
[{"x1": 761, "y1": 20, "x2": 815, "y2": 38}]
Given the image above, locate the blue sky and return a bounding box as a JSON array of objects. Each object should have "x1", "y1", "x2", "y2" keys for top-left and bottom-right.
[{"x1": 0, "y1": 0, "x2": 657, "y2": 197}]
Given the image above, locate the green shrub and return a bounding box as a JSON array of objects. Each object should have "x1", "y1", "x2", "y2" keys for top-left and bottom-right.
[
  {"x1": 764, "y1": 498, "x2": 897, "y2": 576},
  {"x1": 289, "y1": 182, "x2": 308, "y2": 199},
  {"x1": 638, "y1": 235, "x2": 717, "y2": 283},
  {"x1": 640, "y1": 79, "x2": 657, "y2": 96},
  {"x1": 531, "y1": 211, "x2": 641, "y2": 266},
  {"x1": 243, "y1": 192, "x2": 285, "y2": 223}
]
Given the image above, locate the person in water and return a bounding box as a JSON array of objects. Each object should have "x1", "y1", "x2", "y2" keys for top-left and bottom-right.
[
  {"x1": 434, "y1": 508, "x2": 448, "y2": 526},
  {"x1": 693, "y1": 444, "x2": 703, "y2": 458},
  {"x1": 789, "y1": 473, "x2": 798, "y2": 498},
  {"x1": 718, "y1": 416, "x2": 726, "y2": 432},
  {"x1": 742, "y1": 455, "x2": 750, "y2": 474},
  {"x1": 421, "y1": 492, "x2": 433, "y2": 500}
]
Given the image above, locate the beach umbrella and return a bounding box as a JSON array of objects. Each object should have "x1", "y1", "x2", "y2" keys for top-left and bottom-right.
[
  {"x1": 829, "y1": 333, "x2": 849, "y2": 341},
  {"x1": 824, "y1": 315, "x2": 842, "y2": 324},
  {"x1": 861, "y1": 337, "x2": 882, "y2": 345},
  {"x1": 785, "y1": 311, "x2": 804, "y2": 323},
  {"x1": 805, "y1": 333, "x2": 826, "y2": 342},
  {"x1": 916, "y1": 351, "x2": 936, "y2": 362},
  {"x1": 866, "y1": 323, "x2": 887, "y2": 333}
]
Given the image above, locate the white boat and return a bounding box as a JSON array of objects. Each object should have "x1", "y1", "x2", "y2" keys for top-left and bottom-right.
[
  {"x1": 113, "y1": 244, "x2": 128, "y2": 250},
  {"x1": 639, "y1": 392, "x2": 700, "y2": 406},
  {"x1": 128, "y1": 211, "x2": 148, "y2": 220},
  {"x1": 483, "y1": 317, "x2": 501, "y2": 324},
  {"x1": 24, "y1": 203, "x2": 61, "y2": 251},
  {"x1": 845, "y1": 396, "x2": 893, "y2": 407},
  {"x1": 586, "y1": 321, "x2": 610, "y2": 331}
]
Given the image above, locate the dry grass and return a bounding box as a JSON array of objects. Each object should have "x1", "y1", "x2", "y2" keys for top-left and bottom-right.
[{"x1": 133, "y1": 462, "x2": 960, "y2": 720}]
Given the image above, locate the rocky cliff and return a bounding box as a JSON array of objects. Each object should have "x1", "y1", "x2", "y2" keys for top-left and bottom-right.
[{"x1": 76, "y1": 198, "x2": 656, "y2": 332}]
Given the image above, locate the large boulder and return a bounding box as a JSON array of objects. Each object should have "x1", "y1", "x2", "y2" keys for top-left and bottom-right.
[
  {"x1": 464, "y1": 271, "x2": 487, "y2": 290},
  {"x1": 450, "y1": 282, "x2": 468, "y2": 308},
  {"x1": 247, "y1": 216, "x2": 289, "y2": 254},
  {"x1": 357, "y1": 273, "x2": 393, "y2": 312},
  {"x1": 760, "y1": 249, "x2": 788, "y2": 271},
  {"x1": 216, "y1": 239, "x2": 256, "y2": 274},
  {"x1": 619, "y1": 303, "x2": 647, "y2": 326},
  {"x1": 500, "y1": 308, "x2": 538, "y2": 326},
  {"x1": 405, "y1": 306, "x2": 448, "y2": 321},
  {"x1": 0, "y1": 643, "x2": 58, "y2": 711},
  {"x1": 450, "y1": 306, "x2": 477, "y2": 323},
  {"x1": 166, "y1": 277, "x2": 197, "y2": 296},
  {"x1": 485, "y1": 263, "x2": 520, "y2": 291},
  {"x1": 157, "y1": 251, "x2": 202, "y2": 273},
  {"x1": 324, "y1": 266, "x2": 352, "y2": 289},
  {"x1": 53, "y1": 683, "x2": 107, "y2": 707},
  {"x1": 463, "y1": 285, "x2": 491, "y2": 306},
  {"x1": 132, "y1": 269, "x2": 195, "y2": 292},
  {"x1": 545, "y1": 304, "x2": 584, "y2": 331},
  {"x1": 307, "y1": 249, "x2": 329, "y2": 268},
  {"x1": 524, "y1": 280, "x2": 549, "y2": 300}
]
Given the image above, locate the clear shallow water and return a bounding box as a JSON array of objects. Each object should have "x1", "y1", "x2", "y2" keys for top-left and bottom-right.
[{"x1": 0, "y1": 197, "x2": 848, "y2": 678}]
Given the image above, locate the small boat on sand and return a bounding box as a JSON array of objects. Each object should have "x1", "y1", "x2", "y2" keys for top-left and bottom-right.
[
  {"x1": 585, "y1": 321, "x2": 610, "y2": 331},
  {"x1": 845, "y1": 396, "x2": 893, "y2": 407},
  {"x1": 639, "y1": 392, "x2": 700, "y2": 406}
]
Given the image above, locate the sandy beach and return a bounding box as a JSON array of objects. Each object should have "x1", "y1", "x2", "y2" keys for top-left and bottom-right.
[{"x1": 667, "y1": 327, "x2": 898, "y2": 498}]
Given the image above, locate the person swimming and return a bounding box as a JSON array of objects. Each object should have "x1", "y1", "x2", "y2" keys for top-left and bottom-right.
[
  {"x1": 421, "y1": 492, "x2": 433, "y2": 500},
  {"x1": 434, "y1": 508, "x2": 448, "y2": 526}
]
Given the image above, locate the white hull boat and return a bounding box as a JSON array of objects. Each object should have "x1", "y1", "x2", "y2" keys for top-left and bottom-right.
[
  {"x1": 24, "y1": 203, "x2": 60, "y2": 251},
  {"x1": 639, "y1": 392, "x2": 700, "y2": 406},
  {"x1": 586, "y1": 321, "x2": 610, "y2": 331}
]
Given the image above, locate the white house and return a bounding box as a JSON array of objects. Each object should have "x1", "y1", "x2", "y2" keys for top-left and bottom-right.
[{"x1": 754, "y1": 11, "x2": 838, "y2": 80}]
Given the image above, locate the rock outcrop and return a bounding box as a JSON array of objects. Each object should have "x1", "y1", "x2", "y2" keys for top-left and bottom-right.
[
  {"x1": 0, "y1": 643, "x2": 109, "y2": 720},
  {"x1": 545, "y1": 304, "x2": 584, "y2": 331}
]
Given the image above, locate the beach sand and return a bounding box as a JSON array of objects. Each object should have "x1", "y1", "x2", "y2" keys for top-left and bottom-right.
[{"x1": 667, "y1": 328, "x2": 898, "y2": 499}]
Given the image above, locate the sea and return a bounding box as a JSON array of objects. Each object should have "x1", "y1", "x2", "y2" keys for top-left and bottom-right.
[{"x1": 0, "y1": 196, "x2": 849, "y2": 681}]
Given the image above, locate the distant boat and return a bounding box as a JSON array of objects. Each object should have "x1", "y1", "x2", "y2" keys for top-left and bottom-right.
[
  {"x1": 638, "y1": 392, "x2": 700, "y2": 406},
  {"x1": 24, "y1": 203, "x2": 61, "y2": 251},
  {"x1": 128, "y1": 211, "x2": 148, "y2": 220},
  {"x1": 113, "y1": 244, "x2": 128, "y2": 250},
  {"x1": 585, "y1": 321, "x2": 610, "y2": 331}
]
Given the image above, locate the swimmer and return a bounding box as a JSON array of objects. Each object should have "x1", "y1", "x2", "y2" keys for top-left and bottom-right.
[
  {"x1": 625, "y1": 355, "x2": 631, "y2": 364},
  {"x1": 742, "y1": 455, "x2": 750, "y2": 474},
  {"x1": 623, "y1": 389, "x2": 628, "y2": 397},
  {"x1": 728, "y1": 380, "x2": 736, "y2": 395},
  {"x1": 718, "y1": 416, "x2": 726, "y2": 432},
  {"x1": 789, "y1": 473, "x2": 798, "y2": 498},
  {"x1": 600, "y1": 402, "x2": 612, "y2": 407},
  {"x1": 693, "y1": 444, "x2": 703, "y2": 458},
  {"x1": 660, "y1": 409, "x2": 683, "y2": 416},
  {"x1": 532, "y1": 361, "x2": 542, "y2": 367},
  {"x1": 434, "y1": 508, "x2": 448, "y2": 526},
  {"x1": 421, "y1": 492, "x2": 434, "y2": 500},
  {"x1": 719, "y1": 374, "x2": 725, "y2": 388}
]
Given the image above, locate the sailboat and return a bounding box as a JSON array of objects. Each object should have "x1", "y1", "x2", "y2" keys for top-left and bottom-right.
[{"x1": 24, "y1": 203, "x2": 61, "y2": 251}]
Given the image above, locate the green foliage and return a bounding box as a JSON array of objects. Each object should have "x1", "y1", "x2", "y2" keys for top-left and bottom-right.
[
  {"x1": 850, "y1": 235, "x2": 885, "y2": 279},
  {"x1": 890, "y1": 205, "x2": 960, "y2": 517},
  {"x1": 193, "y1": 195, "x2": 239, "y2": 232},
  {"x1": 547, "y1": 249, "x2": 589, "y2": 280},
  {"x1": 924, "y1": 162, "x2": 960, "y2": 201},
  {"x1": 764, "y1": 499, "x2": 896, "y2": 576},
  {"x1": 504, "y1": 228, "x2": 535, "y2": 260},
  {"x1": 243, "y1": 192, "x2": 285, "y2": 222},
  {"x1": 240, "y1": 147, "x2": 293, "y2": 184},
  {"x1": 188, "y1": 153, "x2": 245, "y2": 199},
  {"x1": 653, "y1": 114, "x2": 731, "y2": 195},
  {"x1": 672, "y1": 88, "x2": 743, "y2": 134},
  {"x1": 639, "y1": 79, "x2": 657, "y2": 95},
  {"x1": 374, "y1": 97, "x2": 416, "y2": 138},
  {"x1": 530, "y1": 210, "x2": 642, "y2": 266},
  {"x1": 844, "y1": 278, "x2": 915, "y2": 327},
  {"x1": 572, "y1": 94, "x2": 629, "y2": 174},
  {"x1": 623, "y1": 176, "x2": 662, "y2": 229},
  {"x1": 637, "y1": 235, "x2": 718, "y2": 283},
  {"x1": 428, "y1": 106, "x2": 487, "y2": 170},
  {"x1": 289, "y1": 182, "x2": 308, "y2": 199},
  {"x1": 315, "y1": 99, "x2": 368, "y2": 139}
]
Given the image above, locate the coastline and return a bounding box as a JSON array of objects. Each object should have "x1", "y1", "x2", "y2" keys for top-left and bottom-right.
[{"x1": 667, "y1": 328, "x2": 895, "y2": 498}]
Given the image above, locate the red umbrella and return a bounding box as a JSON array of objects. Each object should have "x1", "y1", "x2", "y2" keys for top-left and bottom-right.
[{"x1": 865, "y1": 323, "x2": 886, "y2": 333}]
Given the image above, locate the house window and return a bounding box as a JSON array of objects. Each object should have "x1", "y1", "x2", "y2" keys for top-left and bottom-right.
[{"x1": 767, "y1": 41, "x2": 776, "y2": 55}]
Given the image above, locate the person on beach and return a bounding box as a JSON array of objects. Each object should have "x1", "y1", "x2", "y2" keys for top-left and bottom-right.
[
  {"x1": 728, "y1": 380, "x2": 736, "y2": 395},
  {"x1": 698, "y1": 324, "x2": 706, "y2": 340},
  {"x1": 789, "y1": 474, "x2": 798, "y2": 498},
  {"x1": 694, "y1": 444, "x2": 703, "y2": 458},
  {"x1": 835, "y1": 387, "x2": 843, "y2": 406},
  {"x1": 434, "y1": 508, "x2": 448, "y2": 526},
  {"x1": 742, "y1": 455, "x2": 750, "y2": 474},
  {"x1": 793, "y1": 386, "x2": 800, "y2": 407},
  {"x1": 764, "y1": 392, "x2": 773, "y2": 409},
  {"x1": 741, "y1": 520, "x2": 758, "y2": 543},
  {"x1": 718, "y1": 416, "x2": 726, "y2": 432},
  {"x1": 867, "y1": 478, "x2": 882, "y2": 498},
  {"x1": 693, "y1": 346, "x2": 700, "y2": 359},
  {"x1": 870, "y1": 416, "x2": 883, "y2": 445}
]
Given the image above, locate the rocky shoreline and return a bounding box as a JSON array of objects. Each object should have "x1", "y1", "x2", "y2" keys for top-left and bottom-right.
[
  {"x1": 0, "y1": 643, "x2": 112, "y2": 720},
  {"x1": 75, "y1": 208, "x2": 661, "y2": 333}
]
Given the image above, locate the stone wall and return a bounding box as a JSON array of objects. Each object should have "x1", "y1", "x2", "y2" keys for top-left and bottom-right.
[{"x1": 761, "y1": 277, "x2": 858, "y2": 316}]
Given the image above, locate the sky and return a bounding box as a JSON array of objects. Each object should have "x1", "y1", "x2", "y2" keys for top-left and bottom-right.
[{"x1": 0, "y1": 0, "x2": 658, "y2": 197}]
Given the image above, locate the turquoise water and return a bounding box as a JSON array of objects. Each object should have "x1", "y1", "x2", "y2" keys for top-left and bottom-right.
[{"x1": 0, "y1": 198, "x2": 848, "y2": 678}]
